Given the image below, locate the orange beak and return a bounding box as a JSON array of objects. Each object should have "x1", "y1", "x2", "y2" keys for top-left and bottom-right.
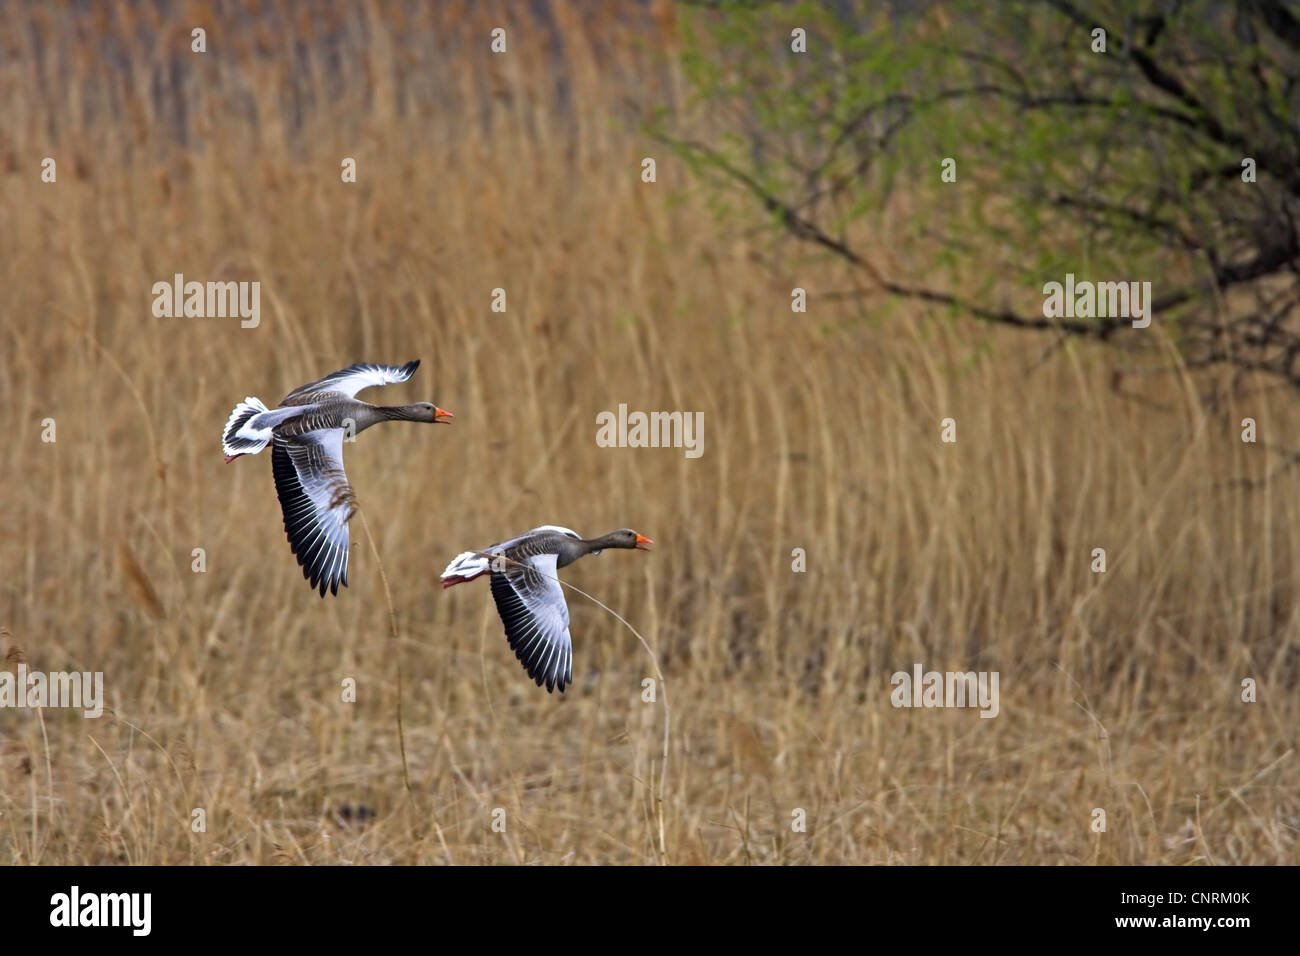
[
  {"x1": 434, "y1": 407, "x2": 454, "y2": 423},
  {"x1": 634, "y1": 534, "x2": 653, "y2": 551}
]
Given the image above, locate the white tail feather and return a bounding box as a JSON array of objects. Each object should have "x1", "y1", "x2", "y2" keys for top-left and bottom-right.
[
  {"x1": 222, "y1": 396, "x2": 272, "y2": 456},
  {"x1": 441, "y1": 550, "x2": 493, "y2": 581}
]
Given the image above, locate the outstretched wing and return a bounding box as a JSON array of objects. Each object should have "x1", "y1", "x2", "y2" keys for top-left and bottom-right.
[
  {"x1": 489, "y1": 552, "x2": 573, "y2": 693},
  {"x1": 280, "y1": 360, "x2": 419, "y2": 405},
  {"x1": 271, "y1": 430, "x2": 354, "y2": 596}
]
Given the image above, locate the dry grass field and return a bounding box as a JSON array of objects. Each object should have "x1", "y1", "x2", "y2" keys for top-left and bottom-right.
[{"x1": 0, "y1": 2, "x2": 1296, "y2": 865}]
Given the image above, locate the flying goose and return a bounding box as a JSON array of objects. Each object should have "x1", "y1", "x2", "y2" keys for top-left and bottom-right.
[
  {"x1": 440, "y1": 526, "x2": 653, "y2": 693},
  {"x1": 222, "y1": 360, "x2": 453, "y2": 596}
]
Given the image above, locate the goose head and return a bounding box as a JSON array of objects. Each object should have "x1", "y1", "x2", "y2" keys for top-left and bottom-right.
[
  {"x1": 410, "y1": 402, "x2": 454, "y2": 423},
  {"x1": 590, "y1": 529, "x2": 653, "y2": 555}
]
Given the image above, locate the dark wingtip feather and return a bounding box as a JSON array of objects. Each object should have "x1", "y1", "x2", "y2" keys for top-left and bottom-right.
[
  {"x1": 273, "y1": 440, "x2": 349, "y2": 599},
  {"x1": 491, "y1": 571, "x2": 570, "y2": 694}
]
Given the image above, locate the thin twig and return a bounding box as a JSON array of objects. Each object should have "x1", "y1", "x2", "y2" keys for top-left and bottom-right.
[{"x1": 357, "y1": 508, "x2": 411, "y2": 793}]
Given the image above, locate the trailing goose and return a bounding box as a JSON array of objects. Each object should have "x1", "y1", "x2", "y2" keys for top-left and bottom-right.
[
  {"x1": 440, "y1": 526, "x2": 653, "y2": 693},
  {"x1": 222, "y1": 360, "x2": 453, "y2": 596}
]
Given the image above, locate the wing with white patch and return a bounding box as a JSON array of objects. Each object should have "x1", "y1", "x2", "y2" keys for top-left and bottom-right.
[
  {"x1": 489, "y1": 552, "x2": 573, "y2": 693},
  {"x1": 280, "y1": 360, "x2": 420, "y2": 405},
  {"x1": 528, "y1": 525, "x2": 582, "y2": 540},
  {"x1": 271, "y1": 430, "x2": 354, "y2": 597},
  {"x1": 492, "y1": 525, "x2": 581, "y2": 553}
]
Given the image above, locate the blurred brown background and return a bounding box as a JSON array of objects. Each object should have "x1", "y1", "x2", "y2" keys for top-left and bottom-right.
[{"x1": 0, "y1": 1, "x2": 1295, "y2": 864}]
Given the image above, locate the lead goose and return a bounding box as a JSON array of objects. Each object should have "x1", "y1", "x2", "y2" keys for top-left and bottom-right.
[
  {"x1": 440, "y1": 526, "x2": 653, "y2": 693},
  {"x1": 222, "y1": 360, "x2": 453, "y2": 596}
]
